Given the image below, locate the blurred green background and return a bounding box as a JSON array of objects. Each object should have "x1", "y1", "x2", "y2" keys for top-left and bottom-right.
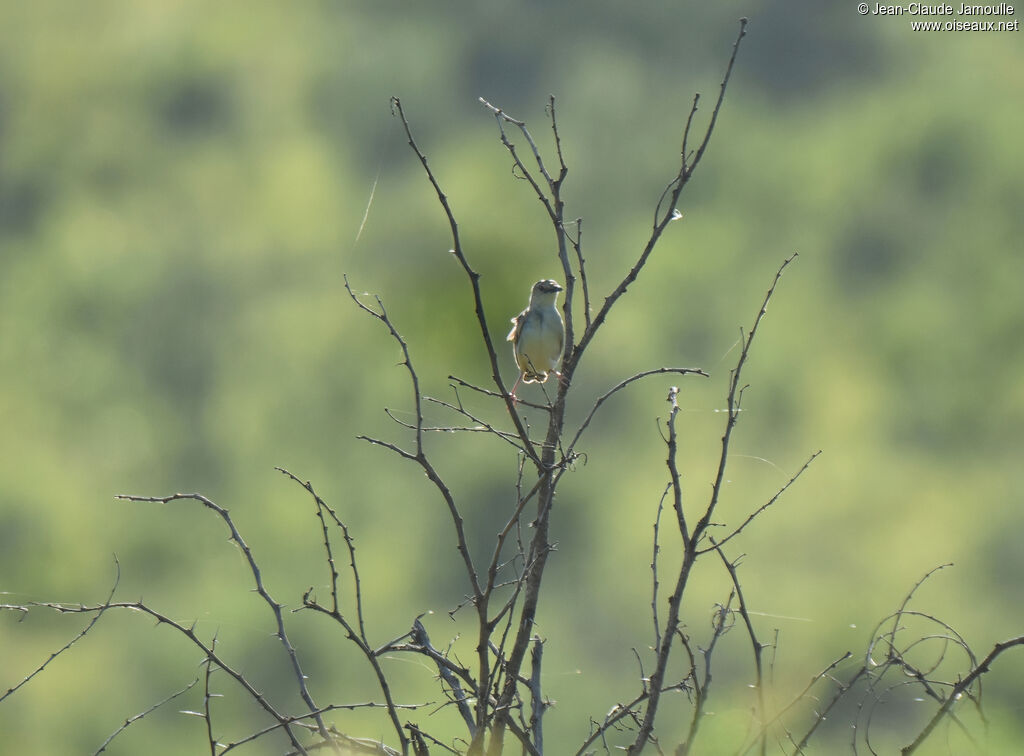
[{"x1": 2, "y1": 1, "x2": 1022, "y2": 753}]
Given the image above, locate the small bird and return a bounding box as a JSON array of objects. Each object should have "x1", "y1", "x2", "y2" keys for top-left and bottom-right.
[{"x1": 507, "y1": 279, "x2": 565, "y2": 399}]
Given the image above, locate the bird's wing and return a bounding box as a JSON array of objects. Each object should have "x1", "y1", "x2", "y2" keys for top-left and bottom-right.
[{"x1": 507, "y1": 309, "x2": 527, "y2": 342}]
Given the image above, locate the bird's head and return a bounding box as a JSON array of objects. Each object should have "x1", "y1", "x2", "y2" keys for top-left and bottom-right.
[{"x1": 530, "y1": 279, "x2": 563, "y2": 306}]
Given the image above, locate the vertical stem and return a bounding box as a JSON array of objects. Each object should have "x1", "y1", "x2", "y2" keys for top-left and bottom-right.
[
  {"x1": 487, "y1": 399, "x2": 563, "y2": 755},
  {"x1": 629, "y1": 390, "x2": 691, "y2": 754},
  {"x1": 529, "y1": 637, "x2": 545, "y2": 754}
]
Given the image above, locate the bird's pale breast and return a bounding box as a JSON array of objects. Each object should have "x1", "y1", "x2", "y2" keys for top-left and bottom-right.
[{"x1": 515, "y1": 309, "x2": 561, "y2": 381}]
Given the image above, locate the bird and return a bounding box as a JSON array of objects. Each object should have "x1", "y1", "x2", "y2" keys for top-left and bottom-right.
[{"x1": 507, "y1": 279, "x2": 565, "y2": 399}]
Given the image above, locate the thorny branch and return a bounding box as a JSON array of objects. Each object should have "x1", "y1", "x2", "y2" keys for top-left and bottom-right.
[
  {"x1": 23, "y1": 597, "x2": 311, "y2": 753},
  {"x1": 711, "y1": 541, "x2": 768, "y2": 756},
  {"x1": 8, "y1": 505, "x2": 431, "y2": 756},
  {"x1": 343, "y1": 276, "x2": 483, "y2": 602},
  {"x1": 570, "y1": 17, "x2": 748, "y2": 373},
  {"x1": 276, "y1": 466, "x2": 410, "y2": 753},
  {"x1": 1, "y1": 557, "x2": 120, "y2": 706},
  {"x1": 749, "y1": 565, "x2": 1021, "y2": 755},
  {"x1": 901, "y1": 634, "x2": 1024, "y2": 754},
  {"x1": 114, "y1": 491, "x2": 332, "y2": 749},
  {"x1": 389, "y1": 96, "x2": 539, "y2": 467},
  {"x1": 625, "y1": 250, "x2": 801, "y2": 756},
  {"x1": 695, "y1": 252, "x2": 799, "y2": 545},
  {"x1": 94, "y1": 678, "x2": 199, "y2": 755}
]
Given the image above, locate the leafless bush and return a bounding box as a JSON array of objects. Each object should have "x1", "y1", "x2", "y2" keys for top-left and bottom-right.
[{"x1": 3, "y1": 17, "x2": 1021, "y2": 756}]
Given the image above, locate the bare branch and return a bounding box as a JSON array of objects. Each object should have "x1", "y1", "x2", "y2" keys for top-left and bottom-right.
[
  {"x1": 527, "y1": 636, "x2": 547, "y2": 754},
  {"x1": 651, "y1": 484, "x2": 671, "y2": 654},
  {"x1": 571, "y1": 19, "x2": 749, "y2": 372},
  {"x1": 202, "y1": 635, "x2": 219, "y2": 756},
  {"x1": 782, "y1": 657, "x2": 864, "y2": 754},
  {"x1": 115, "y1": 491, "x2": 330, "y2": 745},
  {"x1": 880, "y1": 563, "x2": 954, "y2": 663},
  {"x1": 902, "y1": 635, "x2": 1024, "y2": 754},
  {"x1": 478, "y1": 97, "x2": 560, "y2": 223},
  {"x1": 406, "y1": 723, "x2": 460, "y2": 755},
  {"x1": 356, "y1": 433, "x2": 418, "y2": 461},
  {"x1": 1, "y1": 557, "x2": 120, "y2": 705},
  {"x1": 627, "y1": 385, "x2": 693, "y2": 754},
  {"x1": 710, "y1": 542, "x2": 767, "y2": 756},
  {"x1": 344, "y1": 277, "x2": 484, "y2": 606},
  {"x1": 27, "y1": 598, "x2": 309, "y2": 753},
  {"x1": 697, "y1": 449, "x2": 821, "y2": 554},
  {"x1": 678, "y1": 596, "x2": 736, "y2": 754},
  {"x1": 275, "y1": 466, "x2": 412, "y2": 750},
  {"x1": 343, "y1": 277, "x2": 425, "y2": 457},
  {"x1": 276, "y1": 468, "x2": 351, "y2": 623},
  {"x1": 687, "y1": 18, "x2": 748, "y2": 173},
  {"x1": 575, "y1": 692, "x2": 650, "y2": 756},
  {"x1": 568, "y1": 218, "x2": 592, "y2": 330},
  {"x1": 627, "y1": 249, "x2": 793, "y2": 753},
  {"x1": 423, "y1": 396, "x2": 530, "y2": 452},
  {"x1": 693, "y1": 252, "x2": 798, "y2": 546},
  {"x1": 410, "y1": 618, "x2": 477, "y2": 737},
  {"x1": 222, "y1": 703, "x2": 424, "y2": 755},
  {"x1": 447, "y1": 374, "x2": 552, "y2": 412},
  {"x1": 665, "y1": 386, "x2": 689, "y2": 543},
  {"x1": 93, "y1": 679, "x2": 199, "y2": 755},
  {"x1": 390, "y1": 97, "x2": 539, "y2": 463},
  {"x1": 470, "y1": 96, "x2": 579, "y2": 750},
  {"x1": 565, "y1": 367, "x2": 709, "y2": 459}
]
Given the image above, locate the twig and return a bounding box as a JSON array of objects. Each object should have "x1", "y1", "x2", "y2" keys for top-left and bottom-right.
[
  {"x1": 202, "y1": 635, "x2": 219, "y2": 756},
  {"x1": 665, "y1": 386, "x2": 689, "y2": 543},
  {"x1": 275, "y1": 468, "x2": 412, "y2": 753},
  {"x1": 901, "y1": 635, "x2": 1024, "y2": 754},
  {"x1": 688, "y1": 18, "x2": 748, "y2": 173},
  {"x1": 1, "y1": 557, "x2": 120, "y2": 705},
  {"x1": 571, "y1": 19, "x2": 748, "y2": 371},
  {"x1": 276, "y1": 467, "x2": 363, "y2": 629},
  {"x1": 651, "y1": 484, "x2": 671, "y2": 654},
  {"x1": 222, "y1": 703, "x2": 424, "y2": 755},
  {"x1": 479, "y1": 98, "x2": 560, "y2": 221},
  {"x1": 697, "y1": 449, "x2": 820, "y2": 554},
  {"x1": 678, "y1": 595, "x2": 735, "y2": 754},
  {"x1": 390, "y1": 97, "x2": 539, "y2": 463},
  {"x1": 116, "y1": 492, "x2": 330, "y2": 747},
  {"x1": 628, "y1": 386, "x2": 694, "y2": 755},
  {"x1": 565, "y1": 367, "x2": 708, "y2": 460},
  {"x1": 528, "y1": 636, "x2": 546, "y2": 754},
  {"x1": 423, "y1": 396, "x2": 530, "y2": 451},
  {"x1": 710, "y1": 541, "x2": 767, "y2": 756},
  {"x1": 28, "y1": 597, "x2": 309, "y2": 753},
  {"x1": 409, "y1": 618, "x2": 477, "y2": 737},
  {"x1": 405, "y1": 723, "x2": 459, "y2": 755},
  {"x1": 879, "y1": 563, "x2": 953, "y2": 668},
  {"x1": 446, "y1": 374, "x2": 552, "y2": 413},
  {"x1": 629, "y1": 254, "x2": 794, "y2": 754},
  {"x1": 569, "y1": 217, "x2": 592, "y2": 329},
  {"x1": 693, "y1": 253, "x2": 798, "y2": 546},
  {"x1": 344, "y1": 277, "x2": 483, "y2": 601},
  {"x1": 785, "y1": 659, "x2": 865, "y2": 754},
  {"x1": 575, "y1": 692, "x2": 650, "y2": 756},
  {"x1": 94, "y1": 679, "x2": 199, "y2": 755}
]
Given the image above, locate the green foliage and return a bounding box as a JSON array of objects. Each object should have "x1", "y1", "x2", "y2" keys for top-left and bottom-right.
[{"x1": 1, "y1": 1, "x2": 1021, "y2": 753}]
